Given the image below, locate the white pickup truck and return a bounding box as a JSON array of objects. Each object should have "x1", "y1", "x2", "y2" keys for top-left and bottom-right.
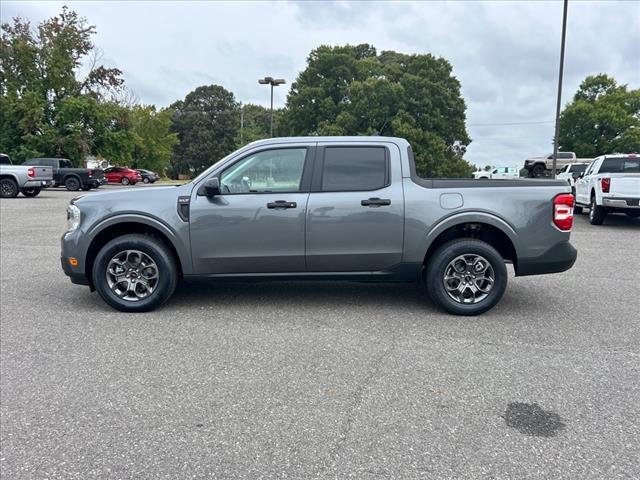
[
  {"x1": 556, "y1": 162, "x2": 589, "y2": 193},
  {"x1": 473, "y1": 167, "x2": 519, "y2": 179},
  {"x1": 574, "y1": 154, "x2": 640, "y2": 224}
]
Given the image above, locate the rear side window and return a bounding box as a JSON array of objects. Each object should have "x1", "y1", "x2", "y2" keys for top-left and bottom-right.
[
  {"x1": 321, "y1": 147, "x2": 388, "y2": 192},
  {"x1": 599, "y1": 157, "x2": 640, "y2": 173}
]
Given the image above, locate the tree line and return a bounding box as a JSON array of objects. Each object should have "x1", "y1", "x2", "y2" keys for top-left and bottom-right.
[{"x1": 2, "y1": 8, "x2": 638, "y2": 179}]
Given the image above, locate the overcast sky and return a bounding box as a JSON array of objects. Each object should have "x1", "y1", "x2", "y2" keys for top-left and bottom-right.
[{"x1": 3, "y1": 0, "x2": 639, "y2": 168}]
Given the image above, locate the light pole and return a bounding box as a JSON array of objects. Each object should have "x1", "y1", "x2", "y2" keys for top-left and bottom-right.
[
  {"x1": 258, "y1": 76, "x2": 286, "y2": 137},
  {"x1": 552, "y1": 0, "x2": 569, "y2": 179}
]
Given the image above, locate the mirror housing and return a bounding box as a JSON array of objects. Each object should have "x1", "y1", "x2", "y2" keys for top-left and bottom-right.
[{"x1": 198, "y1": 177, "x2": 221, "y2": 196}]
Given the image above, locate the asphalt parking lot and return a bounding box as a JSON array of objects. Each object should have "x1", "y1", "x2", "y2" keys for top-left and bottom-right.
[{"x1": 1, "y1": 187, "x2": 639, "y2": 479}]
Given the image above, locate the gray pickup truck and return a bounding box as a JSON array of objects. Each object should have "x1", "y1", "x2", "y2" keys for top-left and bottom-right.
[
  {"x1": 0, "y1": 153, "x2": 53, "y2": 198},
  {"x1": 61, "y1": 137, "x2": 577, "y2": 315}
]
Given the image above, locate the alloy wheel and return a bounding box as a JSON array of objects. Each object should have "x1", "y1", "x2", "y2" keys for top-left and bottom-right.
[{"x1": 442, "y1": 254, "x2": 495, "y2": 304}]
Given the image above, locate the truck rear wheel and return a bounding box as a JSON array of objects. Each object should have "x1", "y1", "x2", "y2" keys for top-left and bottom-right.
[
  {"x1": 0, "y1": 178, "x2": 19, "y2": 198},
  {"x1": 589, "y1": 195, "x2": 606, "y2": 225},
  {"x1": 20, "y1": 187, "x2": 41, "y2": 197},
  {"x1": 92, "y1": 234, "x2": 178, "y2": 312},
  {"x1": 425, "y1": 239, "x2": 507, "y2": 316},
  {"x1": 64, "y1": 176, "x2": 80, "y2": 191}
]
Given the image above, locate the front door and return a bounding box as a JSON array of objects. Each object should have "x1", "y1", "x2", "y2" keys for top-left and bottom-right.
[
  {"x1": 189, "y1": 146, "x2": 312, "y2": 274},
  {"x1": 305, "y1": 144, "x2": 404, "y2": 272}
]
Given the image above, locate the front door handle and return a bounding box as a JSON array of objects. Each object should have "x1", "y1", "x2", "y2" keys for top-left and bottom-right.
[
  {"x1": 267, "y1": 200, "x2": 297, "y2": 209},
  {"x1": 361, "y1": 197, "x2": 391, "y2": 207}
]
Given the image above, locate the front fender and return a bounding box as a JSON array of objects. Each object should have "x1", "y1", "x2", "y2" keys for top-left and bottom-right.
[{"x1": 86, "y1": 213, "x2": 193, "y2": 274}]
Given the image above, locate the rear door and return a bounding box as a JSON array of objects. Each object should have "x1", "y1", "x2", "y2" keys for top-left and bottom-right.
[
  {"x1": 305, "y1": 143, "x2": 404, "y2": 272},
  {"x1": 575, "y1": 160, "x2": 598, "y2": 204}
]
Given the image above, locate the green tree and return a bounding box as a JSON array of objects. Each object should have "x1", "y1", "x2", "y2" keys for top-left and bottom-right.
[
  {"x1": 129, "y1": 106, "x2": 178, "y2": 174},
  {"x1": 559, "y1": 74, "x2": 640, "y2": 157},
  {"x1": 282, "y1": 44, "x2": 473, "y2": 177},
  {"x1": 170, "y1": 85, "x2": 240, "y2": 176},
  {"x1": 0, "y1": 7, "x2": 126, "y2": 164}
]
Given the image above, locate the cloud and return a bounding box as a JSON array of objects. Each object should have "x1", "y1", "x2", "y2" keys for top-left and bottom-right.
[{"x1": 2, "y1": 0, "x2": 638, "y2": 167}]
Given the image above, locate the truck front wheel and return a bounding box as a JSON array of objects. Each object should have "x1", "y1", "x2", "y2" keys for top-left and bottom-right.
[
  {"x1": 425, "y1": 239, "x2": 507, "y2": 316},
  {"x1": 531, "y1": 164, "x2": 545, "y2": 178},
  {"x1": 92, "y1": 234, "x2": 178, "y2": 312}
]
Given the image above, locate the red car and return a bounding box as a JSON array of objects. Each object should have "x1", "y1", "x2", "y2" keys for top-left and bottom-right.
[{"x1": 103, "y1": 167, "x2": 142, "y2": 185}]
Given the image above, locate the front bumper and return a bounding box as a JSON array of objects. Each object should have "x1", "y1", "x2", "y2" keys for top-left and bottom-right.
[
  {"x1": 516, "y1": 241, "x2": 577, "y2": 276},
  {"x1": 602, "y1": 197, "x2": 640, "y2": 209},
  {"x1": 61, "y1": 231, "x2": 91, "y2": 286},
  {"x1": 90, "y1": 177, "x2": 108, "y2": 187}
]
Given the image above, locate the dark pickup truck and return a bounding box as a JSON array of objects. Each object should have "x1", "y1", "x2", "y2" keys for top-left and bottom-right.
[{"x1": 24, "y1": 158, "x2": 106, "y2": 191}]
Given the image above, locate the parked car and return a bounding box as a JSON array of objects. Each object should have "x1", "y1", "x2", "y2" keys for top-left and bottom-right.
[
  {"x1": 136, "y1": 169, "x2": 160, "y2": 184},
  {"x1": 61, "y1": 137, "x2": 577, "y2": 315},
  {"x1": 0, "y1": 153, "x2": 53, "y2": 198},
  {"x1": 103, "y1": 167, "x2": 142, "y2": 185},
  {"x1": 524, "y1": 151, "x2": 592, "y2": 177},
  {"x1": 474, "y1": 167, "x2": 519, "y2": 180},
  {"x1": 556, "y1": 162, "x2": 589, "y2": 193},
  {"x1": 574, "y1": 153, "x2": 640, "y2": 224},
  {"x1": 23, "y1": 158, "x2": 105, "y2": 191}
]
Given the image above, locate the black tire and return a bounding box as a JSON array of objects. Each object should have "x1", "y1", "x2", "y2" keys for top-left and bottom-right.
[
  {"x1": 425, "y1": 239, "x2": 507, "y2": 316},
  {"x1": 143, "y1": 177, "x2": 150, "y2": 184},
  {"x1": 121, "y1": 177, "x2": 130, "y2": 185},
  {"x1": 81, "y1": 185, "x2": 92, "y2": 191},
  {"x1": 64, "y1": 176, "x2": 81, "y2": 191},
  {"x1": 574, "y1": 205, "x2": 583, "y2": 215},
  {"x1": 589, "y1": 195, "x2": 606, "y2": 225},
  {"x1": 531, "y1": 164, "x2": 545, "y2": 178},
  {"x1": 92, "y1": 234, "x2": 178, "y2": 312},
  {"x1": 20, "y1": 187, "x2": 41, "y2": 197},
  {"x1": 0, "y1": 178, "x2": 19, "y2": 198}
]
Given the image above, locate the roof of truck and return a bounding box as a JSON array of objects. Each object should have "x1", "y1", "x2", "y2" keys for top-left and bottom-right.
[{"x1": 245, "y1": 136, "x2": 411, "y2": 147}]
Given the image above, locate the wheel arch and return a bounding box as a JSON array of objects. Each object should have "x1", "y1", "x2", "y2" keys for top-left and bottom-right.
[
  {"x1": 84, "y1": 216, "x2": 190, "y2": 283},
  {"x1": 422, "y1": 214, "x2": 519, "y2": 274}
]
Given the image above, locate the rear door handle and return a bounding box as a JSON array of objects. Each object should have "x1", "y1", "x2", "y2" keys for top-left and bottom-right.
[
  {"x1": 267, "y1": 200, "x2": 297, "y2": 209},
  {"x1": 361, "y1": 197, "x2": 391, "y2": 207}
]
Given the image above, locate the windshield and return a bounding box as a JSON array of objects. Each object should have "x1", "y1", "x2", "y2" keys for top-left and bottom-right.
[{"x1": 599, "y1": 157, "x2": 640, "y2": 173}]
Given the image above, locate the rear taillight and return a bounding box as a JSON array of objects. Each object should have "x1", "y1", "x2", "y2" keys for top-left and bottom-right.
[
  {"x1": 601, "y1": 177, "x2": 610, "y2": 193},
  {"x1": 27, "y1": 167, "x2": 35, "y2": 178},
  {"x1": 88, "y1": 169, "x2": 93, "y2": 177},
  {"x1": 553, "y1": 194, "x2": 574, "y2": 231}
]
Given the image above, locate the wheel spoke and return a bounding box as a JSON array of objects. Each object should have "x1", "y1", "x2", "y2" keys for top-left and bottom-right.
[
  {"x1": 106, "y1": 249, "x2": 160, "y2": 302},
  {"x1": 442, "y1": 253, "x2": 495, "y2": 305}
]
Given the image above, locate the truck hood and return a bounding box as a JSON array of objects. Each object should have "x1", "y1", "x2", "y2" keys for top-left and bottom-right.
[{"x1": 74, "y1": 184, "x2": 193, "y2": 207}]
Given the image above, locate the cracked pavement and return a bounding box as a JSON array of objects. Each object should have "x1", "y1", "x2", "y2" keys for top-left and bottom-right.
[{"x1": 1, "y1": 188, "x2": 639, "y2": 479}]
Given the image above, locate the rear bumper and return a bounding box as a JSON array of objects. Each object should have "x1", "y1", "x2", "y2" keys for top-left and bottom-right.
[
  {"x1": 90, "y1": 177, "x2": 107, "y2": 187},
  {"x1": 516, "y1": 241, "x2": 577, "y2": 276},
  {"x1": 602, "y1": 197, "x2": 640, "y2": 209},
  {"x1": 23, "y1": 179, "x2": 53, "y2": 188}
]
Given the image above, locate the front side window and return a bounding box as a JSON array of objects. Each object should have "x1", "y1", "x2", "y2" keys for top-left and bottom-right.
[
  {"x1": 321, "y1": 146, "x2": 388, "y2": 192},
  {"x1": 220, "y1": 148, "x2": 307, "y2": 193}
]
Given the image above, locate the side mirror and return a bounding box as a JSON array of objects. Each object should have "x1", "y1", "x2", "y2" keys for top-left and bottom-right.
[{"x1": 198, "y1": 177, "x2": 220, "y2": 196}]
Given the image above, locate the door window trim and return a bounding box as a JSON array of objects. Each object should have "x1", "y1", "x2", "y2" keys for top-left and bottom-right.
[
  {"x1": 202, "y1": 146, "x2": 315, "y2": 196},
  {"x1": 310, "y1": 145, "x2": 391, "y2": 193}
]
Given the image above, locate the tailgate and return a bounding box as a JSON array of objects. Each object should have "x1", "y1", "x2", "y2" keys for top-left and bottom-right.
[
  {"x1": 31, "y1": 166, "x2": 53, "y2": 181},
  {"x1": 610, "y1": 174, "x2": 640, "y2": 198}
]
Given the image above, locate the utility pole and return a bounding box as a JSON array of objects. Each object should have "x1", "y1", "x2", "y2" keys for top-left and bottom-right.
[
  {"x1": 258, "y1": 77, "x2": 286, "y2": 137},
  {"x1": 552, "y1": 0, "x2": 569, "y2": 179},
  {"x1": 240, "y1": 107, "x2": 244, "y2": 145}
]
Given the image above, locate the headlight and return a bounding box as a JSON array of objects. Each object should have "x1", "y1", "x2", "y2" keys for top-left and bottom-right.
[{"x1": 66, "y1": 204, "x2": 81, "y2": 232}]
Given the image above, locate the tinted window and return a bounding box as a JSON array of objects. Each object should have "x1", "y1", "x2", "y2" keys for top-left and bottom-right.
[
  {"x1": 0, "y1": 154, "x2": 11, "y2": 165},
  {"x1": 220, "y1": 148, "x2": 307, "y2": 193},
  {"x1": 59, "y1": 159, "x2": 73, "y2": 168},
  {"x1": 570, "y1": 164, "x2": 587, "y2": 173},
  {"x1": 321, "y1": 147, "x2": 387, "y2": 191},
  {"x1": 558, "y1": 152, "x2": 574, "y2": 159},
  {"x1": 599, "y1": 157, "x2": 640, "y2": 173}
]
